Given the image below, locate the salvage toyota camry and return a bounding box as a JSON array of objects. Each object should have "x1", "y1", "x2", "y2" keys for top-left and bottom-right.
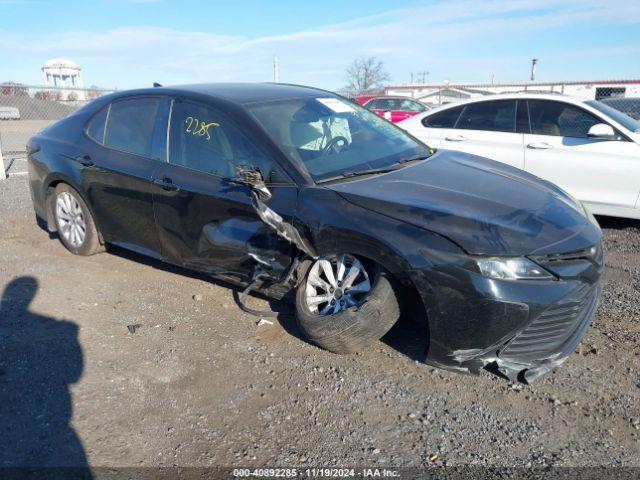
[{"x1": 27, "y1": 83, "x2": 603, "y2": 382}]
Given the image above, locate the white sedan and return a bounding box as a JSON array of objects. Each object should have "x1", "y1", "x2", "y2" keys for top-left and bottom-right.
[{"x1": 398, "y1": 93, "x2": 640, "y2": 220}]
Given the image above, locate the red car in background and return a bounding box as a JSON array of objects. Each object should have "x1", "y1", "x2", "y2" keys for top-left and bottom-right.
[{"x1": 354, "y1": 95, "x2": 430, "y2": 123}]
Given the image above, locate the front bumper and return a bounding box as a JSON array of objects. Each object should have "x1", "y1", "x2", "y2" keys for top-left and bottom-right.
[{"x1": 411, "y1": 244, "x2": 603, "y2": 382}]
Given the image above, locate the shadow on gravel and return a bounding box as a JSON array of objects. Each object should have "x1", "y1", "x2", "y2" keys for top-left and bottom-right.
[
  {"x1": 0, "y1": 276, "x2": 91, "y2": 477},
  {"x1": 596, "y1": 215, "x2": 640, "y2": 230}
]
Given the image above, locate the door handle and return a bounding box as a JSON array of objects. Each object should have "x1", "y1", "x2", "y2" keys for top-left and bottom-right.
[
  {"x1": 153, "y1": 176, "x2": 179, "y2": 191},
  {"x1": 444, "y1": 134, "x2": 467, "y2": 142},
  {"x1": 75, "y1": 154, "x2": 94, "y2": 167},
  {"x1": 527, "y1": 142, "x2": 553, "y2": 150}
]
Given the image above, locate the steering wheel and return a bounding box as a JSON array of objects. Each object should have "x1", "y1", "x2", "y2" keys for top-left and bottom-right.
[{"x1": 321, "y1": 136, "x2": 349, "y2": 155}]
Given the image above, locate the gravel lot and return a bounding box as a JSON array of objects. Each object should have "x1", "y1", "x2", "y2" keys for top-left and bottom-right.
[{"x1": 0, "y1": 175, "x2": 639, "y2": 470}]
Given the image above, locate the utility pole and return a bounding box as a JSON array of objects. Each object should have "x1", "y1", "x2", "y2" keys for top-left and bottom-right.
[
  {"x1": 273, "y1": 55, "x2": 280, "y2": 83},
  {"x1": 530, "y1": 58, "x2": 538, "y2": 81},
  {"x1": 0, "y1": 133, "x2": 5, "y2": 180}
]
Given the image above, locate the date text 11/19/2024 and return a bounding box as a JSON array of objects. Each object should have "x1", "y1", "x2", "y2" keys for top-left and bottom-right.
[{"x1": 232, "y1": 467, "x2": 401, "y2": 478}]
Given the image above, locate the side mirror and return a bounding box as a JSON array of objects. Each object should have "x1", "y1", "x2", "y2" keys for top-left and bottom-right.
[
  {"x1": 233, "y1": 165, "x2": 272, "y2": 202},
  {"x1": 587, "y1": 123, "x2": 617, "y2": 140}
]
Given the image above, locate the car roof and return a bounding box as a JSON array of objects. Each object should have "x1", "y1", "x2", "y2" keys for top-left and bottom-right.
[
  {"x1": 111, "y1": 82, "x2": 337, "y2": 105},
  {"x1": 431, "y1": 92, "x2": 586, "y2": 112}
]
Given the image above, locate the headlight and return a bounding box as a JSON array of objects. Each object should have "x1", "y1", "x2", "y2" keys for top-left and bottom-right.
[{"x1": 473, "y1": 257, "x2": 555, "y2": 281}]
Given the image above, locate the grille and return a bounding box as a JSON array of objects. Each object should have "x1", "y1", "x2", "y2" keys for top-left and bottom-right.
[{"x1": 500, "y1": 283, "x2": 598, "y2": 362}]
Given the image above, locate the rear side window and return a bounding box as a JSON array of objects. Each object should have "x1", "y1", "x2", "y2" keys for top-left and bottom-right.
[
  {"x1": 86, "y1": 106, "x2": 108, "y2": 144},
  {"x1": 169, "y1": 99, "x2": 283, "y2": 182},
  {"x1": 104, "y1": 97, "x2": 161, "y2": 157},
  {"x1": 367, "y1": 99, "x2": 392, "y2": 110},
  {"x1": 528, "y1": 100, "x2": 602, "y2": 138},
  {"x1": 399, "y1": 99, "x2": 426, "y2": 112},
  {"x1": 456, "y1": 100, "x2": 516, "y2": 133},
  {"x1": 422, "y1": 106, "x2": 463, "y2": 128}
]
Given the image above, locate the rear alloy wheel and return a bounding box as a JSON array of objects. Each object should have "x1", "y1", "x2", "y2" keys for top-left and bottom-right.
[
  {"x1": 56, "y1": 191, "x2": 86, "y2": 248},
  {"x1": 52, "y1": 184, "x2": 102, "y2": 256},
  {"x1": 295, "y1": 254, "x2": 401, "y2": 354}
]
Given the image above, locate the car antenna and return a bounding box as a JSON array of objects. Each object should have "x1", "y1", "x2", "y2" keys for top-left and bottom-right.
[{"x1": 153, "y1": 82, "x2": 162, "y2": 88}]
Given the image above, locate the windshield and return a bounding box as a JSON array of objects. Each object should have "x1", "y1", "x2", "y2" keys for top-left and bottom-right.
[
  {"x1": 586, "y1": 100, "x2": 640, "y2": 134},
  {"x1": 248, "y1": 96, "x2": 432, "y2": 182}
]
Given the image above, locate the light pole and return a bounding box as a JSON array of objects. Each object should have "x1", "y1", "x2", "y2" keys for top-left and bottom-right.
[
  {"x1": 530, "y1": 58, "x2": 538, "y2": 81},
  {"x1": 0, "y1": 133, "x2": 5, "y2": 180}
]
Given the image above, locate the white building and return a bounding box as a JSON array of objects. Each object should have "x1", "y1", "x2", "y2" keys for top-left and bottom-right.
[
  {"x1": 385, "y1": 80, "x2": 640, "y2": 105},
  {"x1": 41, "y1": 58, "x2": 86, "y2": 101}
]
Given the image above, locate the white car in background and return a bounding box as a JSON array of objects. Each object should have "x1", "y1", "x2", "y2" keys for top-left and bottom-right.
[{"x1": 398, "y1": 93, "x2": 640, "y2": 220}]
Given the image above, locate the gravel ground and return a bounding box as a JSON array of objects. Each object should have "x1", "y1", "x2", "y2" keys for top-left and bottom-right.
[{"x1": 0, "y1": 175, "x2": 639, "y2": 470}]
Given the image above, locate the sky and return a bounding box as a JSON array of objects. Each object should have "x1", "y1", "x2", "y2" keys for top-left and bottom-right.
[{"x1": 0, "y1": 0, "x2": 639, "y2": 90}]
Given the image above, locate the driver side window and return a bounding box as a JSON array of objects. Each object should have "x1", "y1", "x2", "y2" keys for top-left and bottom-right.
[{"x1": 169, "y1": 99, "x2": 288, "y2": 183}]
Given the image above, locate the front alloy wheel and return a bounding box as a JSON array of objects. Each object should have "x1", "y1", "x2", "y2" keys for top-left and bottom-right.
[
  {"x1": 305, "y1": 255, "x2": 372, "y2": 315},
  {"x1": 295, "y1": 254, "x2": 401, "y2": 354}
]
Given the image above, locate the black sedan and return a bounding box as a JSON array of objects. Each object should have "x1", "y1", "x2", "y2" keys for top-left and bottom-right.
[{"x1": 27, "y1": 83, "x2": 603, "y2": 382}]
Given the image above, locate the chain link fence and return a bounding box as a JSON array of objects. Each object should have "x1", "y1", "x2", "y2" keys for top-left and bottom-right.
[{"x1": 0, "y1": 84, "x2": 116, "y2": 178}]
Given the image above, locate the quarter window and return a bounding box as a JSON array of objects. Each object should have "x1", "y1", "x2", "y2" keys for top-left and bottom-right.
[
  {"x1": 528, "y1": 100, "x2": 602, "y2": 138},
  {"x1": 86, "y1": 106, "x2": 108, "y2": 144},
  {"x1": 398, "y1": 99, "x2": 426, "y2": 112},
  {"x1": 169, "y1": 100, "x2": 283, "y2": 182},
  {"x1": 422, "y1": 106, "x2": 464, "y2": 128},
  {"x1": 104, "y1": 97, "x2": 161, "y2": 157},
  {"x1": 367, "y1": 99, "x2": 392, "y2": 110},
  {"x1": 456, "y1": 100, "x2": 516, "y2": 133}
]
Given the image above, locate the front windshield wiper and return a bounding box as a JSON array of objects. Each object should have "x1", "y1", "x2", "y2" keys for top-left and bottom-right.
[
  {"x1": 398, "y1": 153, "x2": 434, "y2": 164},
  {"x1": 340, "y1": 166, "x2": 401, "y2": 178},
  {"x1": 340, "y1": 154, "x2": 432, "y2": 178},
  {"x1": 316, "y1": 166, "x2": 400, "y2": 184},
  {"x1": 317, "y1": 153, "x2": 435, "y2": 183}
]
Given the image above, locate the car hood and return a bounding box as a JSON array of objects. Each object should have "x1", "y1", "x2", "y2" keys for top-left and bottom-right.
[{"x1": 327, "y1": 151, "x2": 602, "y2": 255}]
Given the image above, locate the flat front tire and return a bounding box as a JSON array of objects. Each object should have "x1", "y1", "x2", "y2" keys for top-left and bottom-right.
[
  {"x1": 52, "y1": 184, "x2": 102, "y2": 256},
  {"x1": 295, "y1": 255, "x2": 401, "y2": 354}
]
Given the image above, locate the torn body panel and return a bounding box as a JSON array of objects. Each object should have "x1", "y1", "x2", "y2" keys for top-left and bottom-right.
[{"x1": 151, "y1": 160, "x2": 302, "y2": 288}]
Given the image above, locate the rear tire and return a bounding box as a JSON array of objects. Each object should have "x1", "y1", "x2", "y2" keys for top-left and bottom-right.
[
  {"x1": 52, "y1": 184, "x2": 102, "y2": 256},
  {"x1": 295, "y1": 255, "x2": 401, "y2": 354}
]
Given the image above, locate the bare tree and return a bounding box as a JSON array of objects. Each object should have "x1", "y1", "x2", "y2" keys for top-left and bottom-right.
[
  {"x1": 34, "y1": 89, "x2": 62, "y2": 101},
  {"x1": 86, "y1": 85, "x2": 102, "y2": 100},
  {"x1": 1, "y1": 82, "x2": 29, "y2": 96},
  {"x1": 345, "y1": 57, "x2": 390, "y2": 94}
]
